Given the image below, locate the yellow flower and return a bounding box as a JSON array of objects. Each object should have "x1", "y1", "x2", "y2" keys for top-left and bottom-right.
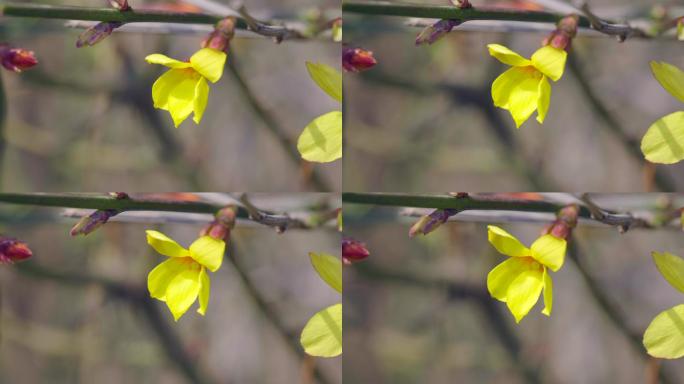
[
  {"x1": 488, "y1": 44, "x2": 567, "y2": 128},
  {"x1": 486, "y1": 225, "x2": 567, "y2": 323},
  {"x1": 145, "y1": 48, "x2": 227, "y2": 127},
  {"x1": 146, "y1": 230, "x2": 225, "y2": 321}
]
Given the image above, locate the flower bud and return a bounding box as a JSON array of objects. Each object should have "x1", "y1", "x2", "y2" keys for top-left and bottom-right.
[
  {"x1": 342, "y1": 237, "x2": 369, "y2": 264},
  {"x1": 108, "y1": 0, "x2": 130, "y2": 11},
  {"x1": 0, "y1": 45, "x2": 38, "y2": 72},
  {"x1": 543, "y1": 14, "x2": 578, "y2": 51},
  {"x1": 408, "y1": 209, "x2": 458, "y2": 237},
  {"x1": 416, "y1": 19, "x2": 461, "y2": 45},
  {"x1": 0, "y1": 237, "x2": 33, "y2": 264},
  {"x1": 70, "y1": 209, "x2": 119, "y2": 236},
  {"x1": 202, "y1": 18, "x2": 236, "y2": 53},
  {"x1": 76, "y1": 22, "x2": 123, "y2": 48},
  {"x1": 543, "y1": 204, "x2": 579, "y2": 240},
  {"x1": 200, "y1": 206, "x2": 237, "y2": 242},
  {"x1": 342, "y1": 47, "x2": 377, "y2": 73}
]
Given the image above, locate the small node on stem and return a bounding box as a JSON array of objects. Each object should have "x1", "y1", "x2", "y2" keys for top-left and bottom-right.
[{"x1": 408, "y1": 208, "x2": 458, "y2": 237}]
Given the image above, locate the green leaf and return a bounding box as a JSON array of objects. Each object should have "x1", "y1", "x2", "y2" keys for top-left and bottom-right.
[
  {"x1": 644, "y1": 304, "x2": 684, "y2": 359},
  {"x1": 298, "y1": 110, "x2": 342, "y2": 163},
  {"x1": 651, "y1": 61, "x2": 684, "y2": 104},
  {"x1": 309, "y1": 252, "x2": 342, "y2": 293},
  {"x1": 641, "y1": 111, "x2": 684, "y2": 164},
  {"x1": 301, "y1": 303, "x2": 342, "y2": 357},
  {"x1": 306, "y1": 62, "x2": 342, "y2": 103},
  {"x1": 652, "y1": 251, "x2": 684, "y2": 294}
]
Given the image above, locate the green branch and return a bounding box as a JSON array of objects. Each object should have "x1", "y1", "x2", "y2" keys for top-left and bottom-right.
[
  {"x1": 1, "y1": 3, "x2": 227, "y2": 24},
  {"x1": 343, "y1": 1, "x2": 591, "y2": 26},
  {"x1": 343, "y1": 192, "x2": 592, "y2": 216}
]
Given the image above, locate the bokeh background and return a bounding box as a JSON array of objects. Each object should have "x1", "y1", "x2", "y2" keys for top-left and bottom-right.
[
  {"x1": 0, "y1": 193, "x2": 341, "y2": 384},
  {"x1": 344, "y1": 0, "x2": 684, "y2": 191},
  {"x1": 344, "y1": 194, "x2": 684, "y2": 383},
  {"x1": 0, "y1": 0, "x2": 340, "y2": 191}
]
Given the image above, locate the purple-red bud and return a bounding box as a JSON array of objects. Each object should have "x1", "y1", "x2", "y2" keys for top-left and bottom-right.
[
  {"x1": 342, "y1": 237, "x2": 370, "y2": 265},
  {"x1": 543, "y1": 14, "x2": 579, "y2": 51},
  {"x1": 543, "y1": 204, "x2": 579, "y2": 240},
  {"x1": 0, "y1": 237, "x2": 33, "y2": 264},
  {"x1": 108, "y1": 0, "x2": 130, "y2": 11},
  {"x1": 415, "y1": 19, "x2": 462, "y2": 45},
  {"x1": 0, "y1": 45, "x2": 38, "y2": 72},
  {"x1": 70, "y1": 209, "x2": 119, "y2": 236},
  {"x1": 76, "y1": 22, "x2": 123, "y2": 48},
  {"x1": 342, "y1": 47, "x2": 377, "y2": 73},
  {"x1": 200, "y1": 206, "x2": 237, "y2": 242},
  {"x1": 202, "y1": 18, "x2": 236, "y2": 52},
  {"x1": 408, "y1": 209, "x2": 458, "y2": 237}
]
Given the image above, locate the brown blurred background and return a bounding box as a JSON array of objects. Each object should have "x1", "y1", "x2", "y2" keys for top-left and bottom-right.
[
  {"x1": 344, "y1": 0, "x2": 684, "y2": 191},
  {"x1": 0, "y1": 0, "x2": 340, "y2": 191},
  {"x1": 344, "y1": 194, "x2": 684, "y2": 383},
  {"x1": 0, "y1": 193, "x2": 341, "y2": 383}
]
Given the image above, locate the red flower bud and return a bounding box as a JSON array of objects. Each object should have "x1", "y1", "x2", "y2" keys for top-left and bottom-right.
[
  {"x1": 342, "y1": 47, "x2": 377, "y2": 73},
  {"x1": 342, "y1": 237, "x2": 370, "y2": 264},
  {"x1": 202, "y1": 18, "x2": 236, "y2": 53},
  {"x1": 0, "y1": 237, "x2": 33, "y2": 264},
  {"x1": 0, "y1": 45, "x2": 38, "y2": 73},
  {"x1": 543, "y1": 14, "x2": 578, "y2": 51},
  {"x1": 543, "y1": 204, "x2": 579, "y2": 240},
  {"x1": 200, "y1": 206, "x2": 237, "y2": 242}
]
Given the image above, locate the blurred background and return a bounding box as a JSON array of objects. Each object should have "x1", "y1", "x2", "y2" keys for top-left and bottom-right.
[
  {"x1": 344, "y1": 193, "x2": 684, "y2": 383},
  {"x1": 0, "y1": 193, "x2": 341, "y2": 384},
  {"x1": 344, "y1": 0, "x2": 684, "y2": 191},
  {"x1": 0, "y1": 0, "x2": 340, "y2": 191}
]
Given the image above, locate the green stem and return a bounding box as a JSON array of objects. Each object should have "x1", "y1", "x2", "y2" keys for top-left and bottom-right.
[
  {"x1": 1, "y1": 3, "x2": 230, "y2": 25},
  {"x1": 343, "y1": 1, "x2": 590, "y2": 26},
  {"x1": 0, "y1": 73, "x2": 5, "y2": 192},
  {"x1": 0, "y1": 193, "x2": 227, "y2": 213},
  {"x1": 343, "y1": 192, "x2": 592, "y2": 216}
]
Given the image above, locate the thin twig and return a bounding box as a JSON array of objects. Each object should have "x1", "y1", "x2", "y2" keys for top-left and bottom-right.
[
  {"x1": 580, "y1": 193, "x2": 650, "y2": 232},
  {"x1": 576, "y1": 1, "x2": 648, "y2": 41},
  {"x1": 238, "y1": 194, "x2": 310, "y2": 232},
  {"x1": 0, "y1": 3, "x2": 307, "y2": 41}
]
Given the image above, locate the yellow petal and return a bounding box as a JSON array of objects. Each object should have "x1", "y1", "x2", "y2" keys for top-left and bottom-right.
[
  {"x1": 643, "y1": 304, "x2": 684, "y2": 359},
  {"x1": 146, "y1": 230, "x2": 189, "y2": 257},
  {"x1": 166, "y1": 267, "x2": 202, "y2": 321},
  {"x1": 536, "y1": 75, "x2": 551, "y2": 124},
  {"x1": 145, "y1": 53, "x2": 192, "y2": 69},
  {"x1": 640, "y1": 111, "x2": 684, "y2": 164},
  {"x1": 487, "y1": 257, "x2": 532, "y2": 302},
  {"x1": 487, "y1": 44, "x2": 531, "y2": 67},
  {"x1": 531, "y1": 45, "x2": 567, "y2": 82},
  {"x1": 530, "y1": 234, "x2": 566, "y2": 272},
  {"x1": 189, "y1": 236, "x2": 225, "y2": 272},
  {"x1": 168, "y1": 75, "x2": 201, "y2": 128},
  {"x1": 650, "y1": 61, "x2": 684, "y2": 104},
  {"x1": 151, "y1": 69, "x2": 187, "y2": 110},
  {"x1": 492, "y1": 66, "x2": 542, "y2": 128},
  {"x1": 197, "y1": 267, "x2": 210, "y2": 315},
  {"x1": 542, "y1": 268, "x2": 553, "y2": 316},
  {"x1": 148, "y1": 257, "x2": 188, "y2": 301},
  {"x1": 309, "y1": 252, "x2": 342, "y2": 293},
  {"x1": 506, "y1": 269, "x2": 544, "y2": 323},
  {"x1": 487, "y1": 225, "x2": 531, "y2": 257},
  {"x1": 652, "y1": 251, "x2": 684, "y2": 294},
  {"x1": 297, "y1": 110, "x2": 343, "y2": 163},
  {"x1": 300, "y1": 303, "x2": 342, "y2": 357},
  {"x1": 193, "y1": 76, "x2": 210, "y2": 125},
  {"x1": 190, "y1": 48, "x2": 227, "y2": 83}
]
